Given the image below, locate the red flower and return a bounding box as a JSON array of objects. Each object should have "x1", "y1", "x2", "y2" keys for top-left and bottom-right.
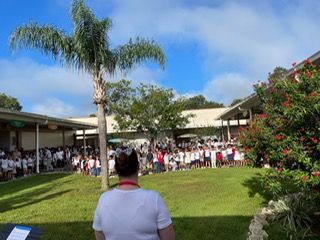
[
  {"x1": 292, "y1": 62, "x2": 297, "y2": 67},
  {"x1": 313, "y1": 64, "x2": 316, "y2": 68},
  {"x1": 306, "y1": 59, "x2": 311, "y2": 64},
  {"x1": 310, "y1": 137, "x2": 318, "y2": 143},
  {"x1": 276, "y1": 135, "x2": 282, "y2": 140},
  {"x1": 303, "y1": 175, "x2": 307, "y2": 181},
  {"x1": 283, "y1": 148, "x2": 289, "y2": 155},
  {"x1": 313, "y1": 172, "x2": 319, "y2": 176},
  {"x1": 299, "y1": 136, "x2": 304, "y2": 141},
  {"x1": 300, "y1": 127, "x2": 305, "y2": 131},
  {"x1": 307, "y1": 72, "x2": 312, "y2": 77},
  {"x1": 259, "y1": 114, "x2": 265, "y2": 119},
  {"x1": 279, "y1": 167, "x2": 283, "y2": 172},
  {"x1": 252, "y1": 137, "x2": 257, "y2": 141},
  {"x1": 268, "y1": 79, "x2": 273, "y2": 83},
  {"x1": 283, "y1": 101, "x2": 290, "y2": 107},
  {"x1": 269, "y1": 120, "x2": 273, "y2": 124},
  {"x1": 311, "y1": 91, "x2": 317, "y2": 96},
  {"x1": 277, "y1": 161, "x2": 280, "y2": 165}
]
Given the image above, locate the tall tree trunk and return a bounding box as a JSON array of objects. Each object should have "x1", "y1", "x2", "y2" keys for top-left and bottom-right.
[
  {"x1": 94, "y1": 75, "x2": 109, "y2": 191},
  {"x1": 97, "y1": 103, "x2": 109, "y2": 191}
]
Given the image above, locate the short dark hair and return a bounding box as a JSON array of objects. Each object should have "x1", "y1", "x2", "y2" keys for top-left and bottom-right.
[{"x1": 115, "y1": 148, "x2": 139, "y2": 177}]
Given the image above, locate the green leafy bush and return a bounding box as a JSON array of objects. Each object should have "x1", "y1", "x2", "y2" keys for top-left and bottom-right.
[{"x1": 269, "y1": 194, "x2": 315, "y2": 240}]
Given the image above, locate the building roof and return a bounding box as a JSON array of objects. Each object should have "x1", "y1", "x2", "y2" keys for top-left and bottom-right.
[
  {"x1": 0, "y1": 108, "x2": 97, "y2": 130},
  {"x1": 71, "y1": 107, "x2": 248, "y2": 135},
  {"x1": 182, "y1": 108, "x2": 230, "y2": 128},
  {"x1": 217, "y1": 50, "x2": 320, "y2": 120}
]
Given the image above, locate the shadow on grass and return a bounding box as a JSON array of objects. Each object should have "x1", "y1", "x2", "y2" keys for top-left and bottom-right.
[
  {"x1": 0, "y1": 216, "x2": 253, "y2": 240},
  {"x1": 0, "y1": 173, "x2": 70, "y2": 197},
  {"x1": 241, "y1": 172, "x2": 273, "y2": 204},
  {"x1": 241, "y1": 172, "x2": 300, "y2": 205},
  {"x1": 0, "y1": 174, "x2": 71, "y2": 214}
]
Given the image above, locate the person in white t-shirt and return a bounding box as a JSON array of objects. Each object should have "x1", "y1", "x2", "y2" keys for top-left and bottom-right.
[
  {"x1": 7, "y1": 154, "x2": 15, "y2": 180},
  {"x1": 56, "y1": 148, "x2": 64, "y2": 171},
  {"x1": 95, "y1": 155, "x2": 101, "y2": 177},
  {"x1": 184, "y1": 148, "x2": 191, "y2": 170},
  {"x1": 178, "y1": 149, "x2": 185, "y2": 170},
  {"x1": 93, "y1": 147, "x2": 175, "y2": 240},
  {"x1": 108, "y1": 155, "x2": 115, "y2": 176},
  {"x1": 27, "y1": 155, "x2": 34, "y2": 175},
  {"x1": 88, "y1": 155, "x2": 96, "y2": 176},
  {"x1": 1, "y1": 155, "x2": 8, "y2": 180},
  {"x1": 210, "y1": 147, "x2": 217, "y2": 168},
  {"x1": 22, "y1": 156, "x2": 28, "y2": 176}
]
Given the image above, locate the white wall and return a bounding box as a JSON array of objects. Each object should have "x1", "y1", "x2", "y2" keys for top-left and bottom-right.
[{"x1": 21, "y1": 131, "x2": 74, "y2": 150}]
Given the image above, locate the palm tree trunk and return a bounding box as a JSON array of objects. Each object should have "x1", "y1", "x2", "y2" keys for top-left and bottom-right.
[
  {"x1": 97, "y1": 103, "x2": 109, "y2": 191},
  {"x1": 94, "y1": 75, "x2": 109, "y2": 191}
]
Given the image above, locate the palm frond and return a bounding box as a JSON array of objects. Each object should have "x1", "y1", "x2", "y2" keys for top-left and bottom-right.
[
  {"x1": 114, "y1": 37, "x2": 166, "y2": 74},
  {"x1": 70, "y1": 0, "x2": 115, "y2": 75},
  {"x1": 10, "y1": 20, "x2": 72, "y2": 62}
]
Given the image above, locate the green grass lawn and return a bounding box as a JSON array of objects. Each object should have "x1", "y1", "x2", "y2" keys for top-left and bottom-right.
[{"x1": 0, "y1": 167, "x2": 272, "y2": 240}]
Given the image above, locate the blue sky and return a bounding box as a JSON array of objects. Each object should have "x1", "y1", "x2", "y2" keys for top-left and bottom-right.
[{"x1": 1, "y1": 0, "x2": 320, "y2": 118}]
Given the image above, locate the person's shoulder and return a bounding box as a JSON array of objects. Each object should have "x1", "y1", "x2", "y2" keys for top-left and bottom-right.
[{"x1": 141, "y1": 189, "x2": 161, "y2": 199}]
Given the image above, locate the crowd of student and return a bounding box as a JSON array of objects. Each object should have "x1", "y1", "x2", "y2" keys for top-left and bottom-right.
[
  {"x1": 0, "y1": 138, "x2": 245, "y2": 182},
  {"x1": 0, "y1": 145, "x2": 101, "y2": 182},
  {"x1": 135, "y1": 139, "x2": 245, "y2": 174}
]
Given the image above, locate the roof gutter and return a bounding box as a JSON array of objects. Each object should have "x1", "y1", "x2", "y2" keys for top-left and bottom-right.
[{"x1": 238, "y1": 106, "x2": 252, "y2": 119}]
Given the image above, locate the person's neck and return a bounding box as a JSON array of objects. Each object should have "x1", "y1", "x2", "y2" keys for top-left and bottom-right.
[{"x1": 118, "y1": 175, "x2": 140, "y2": 190}]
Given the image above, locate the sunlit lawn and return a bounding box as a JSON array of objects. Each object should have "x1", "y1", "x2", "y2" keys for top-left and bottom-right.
[{"x1": 0, "y1": 167, "x2": 273, "y2": 240}]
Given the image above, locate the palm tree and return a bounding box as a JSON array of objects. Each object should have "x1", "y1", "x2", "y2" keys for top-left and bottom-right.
[{"x1": 9, "y1": 0, "x2": 165, "y2": 190}]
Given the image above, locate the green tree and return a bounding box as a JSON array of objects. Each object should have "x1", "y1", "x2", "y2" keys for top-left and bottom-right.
[
  {"x1": 10, "y1": 0, "x2": 165, "y2": 191},
  {"x1": 239, "y1": 61, "x2": 320, "y2": 197},
  {"x1": 195, "y1": 125, "x2": 219, "y2": 140},
  {"x1": 230, "y1": 98, "x2": 243, "y2": 106},
  {"x1": 0, "y1": 93, "x2": 22, "y2": 111},
  {"x1": 106, "y1": 79, "x2": 134, "y2": 115},
  {"x1": 184, "y1": 95, "x2": 224, "y2": 110},
  {"x1": 109, "y1": 83, "x2": 193, "y2": 149},
  {"x1": 268, "y1": 66, "x2": 288, "y2": 80}
]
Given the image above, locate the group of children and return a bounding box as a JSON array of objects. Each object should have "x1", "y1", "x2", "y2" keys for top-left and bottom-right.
[
  {"x1": 0, "y1": 149, "x2": 35, "y2": 181},
  {"x1": 0, "y1": 139, "x2": 246, "y2": 181},
  {"x1": 136, "y1": 140, "x2": 245, "y2": 174}
]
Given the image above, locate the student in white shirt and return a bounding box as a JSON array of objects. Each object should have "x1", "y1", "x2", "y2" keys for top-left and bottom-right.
[{"x1": 93, "y1": 147, "x2": 175, "y2": 240}]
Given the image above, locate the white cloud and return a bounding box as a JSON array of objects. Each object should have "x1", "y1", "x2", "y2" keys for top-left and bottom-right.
[
  {"x1": 0, "y1": 58, "x2": 96, "y2": 117},
  {"x1": 3, "y1": 0, "x2": 320, "y2": 118},
  {"x1": 32, "y1": 98, "x2": 79, "y2": 118},
  {"x1": 0, "y1": 57, "x2": 165, "y2": 118},
  {"x1": 203, "y1": 73, "x2": 253, "y2": 105},
  {"x1": 104, "y1": 0, "x2": 320, "y2": 88}
]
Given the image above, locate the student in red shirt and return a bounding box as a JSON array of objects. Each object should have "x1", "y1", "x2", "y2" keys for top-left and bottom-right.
[{"x1": 216, "y1": 150, "x2": 223, "y2": 168}]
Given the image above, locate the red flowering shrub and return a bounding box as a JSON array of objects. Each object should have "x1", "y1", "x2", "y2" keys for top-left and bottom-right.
[{"x1": 238, "y1": 62, "x2": 320, "y2": 196}]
